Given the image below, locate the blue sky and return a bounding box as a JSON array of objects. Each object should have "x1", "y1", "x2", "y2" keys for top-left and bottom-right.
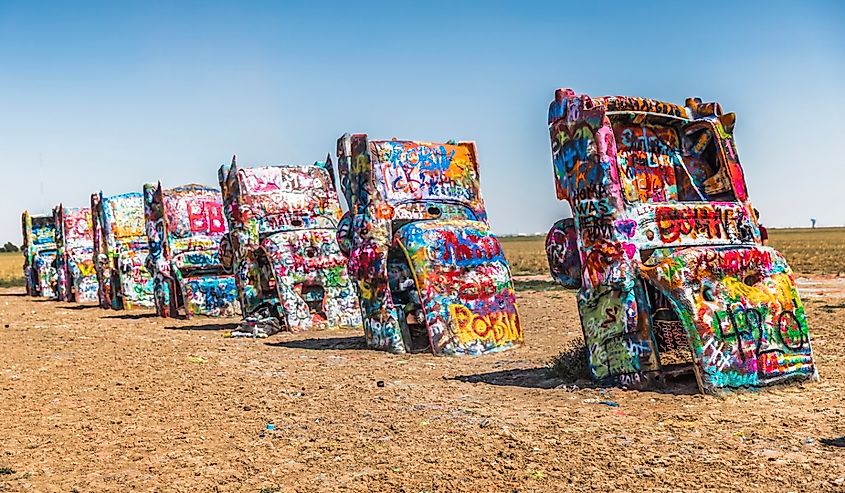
[{"x1": 1, "y1": 0, "x2": 843, "y2": 242}]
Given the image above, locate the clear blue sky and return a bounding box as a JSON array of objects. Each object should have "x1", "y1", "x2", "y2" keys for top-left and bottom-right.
[{"x1": 1, "y1": 0, "x2": 843, "y2": 243}]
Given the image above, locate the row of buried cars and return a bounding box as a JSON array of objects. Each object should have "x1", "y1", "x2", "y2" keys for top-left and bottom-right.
[{"x1": 19, "y1": 91, "x2": 819, "y2": 394}]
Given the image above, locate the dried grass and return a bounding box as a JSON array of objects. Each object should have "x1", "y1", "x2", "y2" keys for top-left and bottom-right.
[
  {"x1": 547, "y1": 337, "x2": 589, "y2": 382},
  {"x1": 0, "y1": 252, "x2": 24, "y2": 287}
]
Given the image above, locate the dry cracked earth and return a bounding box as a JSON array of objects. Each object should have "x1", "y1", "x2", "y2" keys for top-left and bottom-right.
[{"x1": 0, "y1": 280, "x2": 844, "y2": 492}]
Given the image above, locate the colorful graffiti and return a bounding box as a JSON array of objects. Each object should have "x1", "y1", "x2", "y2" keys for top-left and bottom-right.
[
  {"x1": 91, "y1": 191, "x2": 155, "y2": 309},
  {"x1": 21, "y1": 211, "x2": 58, "y2": 297},
  {"x1": 546, "y1": 89, "x2": 817, "y2": 393},
  {"x1": 90, "y1": 193, "x2": 111, "y2": 308},
  {"x1": 53, "y1": 206, "x2": 98, "y2": 302},
  {"x1": 337, "y1": 134, "x2": 522, "y2": 355},
  {"x1": 642, "y1": 247, "x2": 813, "y2": 389},
  {"x1": 545, "y1": 218, "x2": 581, "y2": 289},
  {"x1": 143, "y1": 183, "x2": 239, "y2": 318},
  {"x1": 217, "y1": 157, "x2": 361, "y2": 334}
]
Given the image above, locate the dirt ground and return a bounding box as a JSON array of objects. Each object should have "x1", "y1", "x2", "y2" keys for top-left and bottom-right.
[{"x1": 1, "y1": 280, "x2": 843, "y2": 492}]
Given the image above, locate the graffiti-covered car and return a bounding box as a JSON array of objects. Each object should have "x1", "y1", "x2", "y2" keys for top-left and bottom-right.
[
  {"x1": 91, "y1": 191, "x2": 155, "y2": 309},
  {"x1": 52, "y1": 205, "x2": 98, "y2": 302},
  {"x1": 337, "y1": 134, "x2": 522, "y2": 355},
  {"x1": 545, "y1": 218, "x2": 581, "y2": 289},
  {"x1": 217, "y1": 156, "x2": 362, "y2": 335},
  {"x1": 21, "y1": 211, "x2": 58, "y2": 297},
  {"x1": 143, "y1": 183, "x2": 239, "y2": 318},
  {"x1": 546, "y1": 89, "x2": 817, "y2": 393}
]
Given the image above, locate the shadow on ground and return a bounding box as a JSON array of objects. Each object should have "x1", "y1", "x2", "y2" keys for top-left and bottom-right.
[
  {"x1": 513, "y1": 279, "x2": 571, "y2": 292},
  {"x1": 451, "y1": 367, "x2": 700, "y2": 395},
  {"x1": 103, "y1": 312, "x2": 158, "y2": 320},
  {"x1": 59, "y1": 304, "x2": 100, "y2": 310},
  {"x1": 267, "y1": 336, "x2": 367, "y2": 351},
  {"x1": 452, "y1": 367, "x2": 564, "y2": 389},
  {"x1": 0, "y1": 292, "x2": 26, "y2": 297},
  {"x1": 821, "y1": 436, "x2": 845, "y2": 447},
  {"x1": 165, "y1": 323, "x2": 236, "y2": 331}
]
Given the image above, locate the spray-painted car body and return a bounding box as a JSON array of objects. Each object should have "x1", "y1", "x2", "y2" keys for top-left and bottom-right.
[
  {"x1": 546, "y1": 89, "x2": 817, "y2": 393},
  {"x1": 143, "y1": 183, "x2": 239, "y2": 318},
  {"x1": 337, "y1": 134, "x2": 522, "y2": 355},
  {"x1": 217, "y1": 158, "x2": 362, "y2": 331},
  {"x1": 52, "y1": 205, "x2": 98, "y2": 302},
  {"x1": 21, "y1": 211, "x2": 58, "y2": 297},
  {"x1": 91, "y1": 191, "x2": 155, "y2": 309},
  {"x1": 546, "y1": 218, "x2": 581, "y2": 289}
]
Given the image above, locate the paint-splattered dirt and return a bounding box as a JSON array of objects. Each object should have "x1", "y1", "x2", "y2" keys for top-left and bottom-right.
[{"x1": 0, "y1": 282, "x2": 843, "y2": 492}]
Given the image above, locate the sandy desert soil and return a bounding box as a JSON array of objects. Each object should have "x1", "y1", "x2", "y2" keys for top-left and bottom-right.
[{"x1": 0, "y1": 283, "x2": 844, "y2": 492}]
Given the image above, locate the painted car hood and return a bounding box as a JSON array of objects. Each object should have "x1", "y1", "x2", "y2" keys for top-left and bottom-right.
[
  {"x1": 116, "y1": 249, "x2": 155, "y2": 308},
  {"x1": 393, "y1": 219, "x2": 522, "y2": 355},
  {"x1": 640, "y1": 245, "x2": 817, "y2": 391},
  {"x1": 260, "y1": 229, "x2": 362, "y2": 331}
]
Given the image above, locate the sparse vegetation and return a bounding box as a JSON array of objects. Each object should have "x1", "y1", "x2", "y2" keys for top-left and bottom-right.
[
  {"x1": 547, "y1": 337, "x2": 589, "y2": 382},
  {"x1": 0, "y1": 466, "x2": 15, "y2": 475},
  {"x1": 766, "y1": 228, "x2": 845, "y2": 275}
]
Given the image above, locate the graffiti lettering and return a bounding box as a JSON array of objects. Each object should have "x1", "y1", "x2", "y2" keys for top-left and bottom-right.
[
  {"x1": 450, "y1": 304, "x2": 521, "y2": 345},
  {"x1": 655, "y1": 206, "x2": 742, "y2": 244},
  {"x1": 575, "y1": 198, "x2": 612, "y2": 218},
  {"x1": 187, "y1": 201, "x2": 226, "y2": 234},
  {"x1": 713, "y1": 301, "x2": 809, "y2": 363},
  {"x1": 382, "y1": 142, "x2": 456, "y2": 172},
  {"x1": 436, "y1": 231, "x2": 505, "y2": 267}
]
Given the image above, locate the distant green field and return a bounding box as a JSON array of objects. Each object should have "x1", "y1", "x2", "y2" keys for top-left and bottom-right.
[{"x1": 501, "y1": 227, "x2": 845, "y2": 276}]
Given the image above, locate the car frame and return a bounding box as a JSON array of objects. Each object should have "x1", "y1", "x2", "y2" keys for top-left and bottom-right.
[
  {"x1": 52, "y1": 205, "x2": 98, "y2": 302},
  {"x1": 90, "y1": 191, "x2": 155, "y2": 310},
  {"x1": 143, "y1": 182, "x2": 239, "y2": 318},
  {"x1": 546, "y1": 88, "x2": 817, "y2": 393},
  {"x1": 21, "y1": 211, "x2": 58, "y2": 298},
  {"x1": 217, "y1": 156, "x2": 362, "y2": 333},
  {"x1": 336, "y1": 133, "x2": 523, "y2": 355}
]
